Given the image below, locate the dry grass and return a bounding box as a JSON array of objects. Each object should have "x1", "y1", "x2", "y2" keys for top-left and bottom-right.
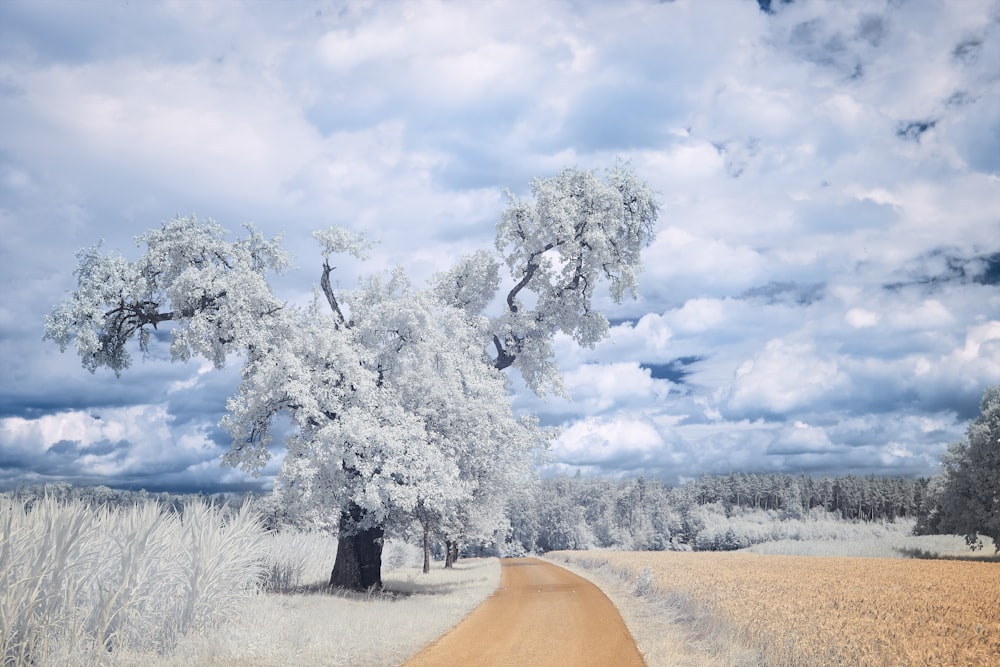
[
  {"x1": 553, "y1": 550, "x2": 1000, "y2": 666},
  {"x1": 547, "y1": 555, "x2": 758, "y2": 666}
]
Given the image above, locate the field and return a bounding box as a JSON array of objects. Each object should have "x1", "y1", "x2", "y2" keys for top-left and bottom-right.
[
  {"x1": 552, "y1": 549, "x2": 1000, "y2": 666},
  {"x1": 10, "y1": 494, "x2": 1000, "y2": 665}
]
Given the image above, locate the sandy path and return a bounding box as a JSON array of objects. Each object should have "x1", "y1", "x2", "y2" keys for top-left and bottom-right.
[{"x1": 404, "y1": 557, "x2": 645, "y2": 666}]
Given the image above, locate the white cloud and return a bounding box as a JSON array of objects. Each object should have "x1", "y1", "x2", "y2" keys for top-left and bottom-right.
[
  {"x1": 666, "y1": 298, "x2": 728, "y2": 334},
  {"x1": 551, "y1": 414, "x2": 666, "y2": 467},
  {"x1": 2, "y1": 0, "x2": 1000, "y2": 491},
  {"x1": 645, "y1": 227, "x2": 765, "y2": 295},
  {"x1": 721, "y1": 339, "x2": 847, "y2": 417},
  {"x1": 845, "y1": 307, "x2": 879, "y2": 328}
]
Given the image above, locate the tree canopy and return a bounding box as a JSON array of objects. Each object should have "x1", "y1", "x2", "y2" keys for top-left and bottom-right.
[
  {"x1": 921, "y1": 385, "x2": 1000, "y2": 551},
  {"x1": 44, "y1": 163, "x2": 659, "y2": 589}
]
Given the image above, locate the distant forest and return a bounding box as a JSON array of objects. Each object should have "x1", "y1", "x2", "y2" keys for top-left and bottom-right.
[
  {"x1": 5, "y1": 472, "x2": 935, "y2": 555},
  {"x1": 505, "y1": 473, "x2": 933, "y2": 554}
]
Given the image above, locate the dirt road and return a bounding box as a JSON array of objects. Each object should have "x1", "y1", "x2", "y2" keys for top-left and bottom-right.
[{"x1": 404, "y1": 557, "x2": 645, "y2": 666}]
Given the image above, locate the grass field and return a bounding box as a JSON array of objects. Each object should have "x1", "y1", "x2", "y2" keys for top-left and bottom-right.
[
  {"x1": 2, "y1": 496, "x2": 500, "y2": 666},
  {"x1": 144, "y1": 557, "x2": 501, "y2": 667},
  {"x1": 552, "y1": 548, "x2": 1000, "y2": 666}
]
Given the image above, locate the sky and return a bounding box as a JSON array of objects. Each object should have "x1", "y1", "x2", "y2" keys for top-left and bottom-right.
[{"x1": 1, "y1": 0, "x2": 999, "y2": 494}]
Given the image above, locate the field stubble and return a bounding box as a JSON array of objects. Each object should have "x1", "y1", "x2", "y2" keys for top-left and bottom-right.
[{"x1": 553, "y1": 550, "x2": 1000, "y2": 666}]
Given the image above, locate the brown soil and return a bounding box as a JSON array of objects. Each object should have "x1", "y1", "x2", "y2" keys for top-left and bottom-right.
[{"x1": 404, "y1": 557, "x2": 645, "y2": 666}]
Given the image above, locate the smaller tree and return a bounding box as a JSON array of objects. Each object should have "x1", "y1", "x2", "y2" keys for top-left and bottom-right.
[{"x1": 930, "y1": 385, "x2": 1000, "y2": 551}]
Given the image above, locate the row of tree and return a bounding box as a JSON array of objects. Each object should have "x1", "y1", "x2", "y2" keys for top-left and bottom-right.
[
  {"x1": 674, "y1": 472, "x2": 928, "y2": 522},
  {"x1": 5, "y1": 469, "x2": 932, "y2": 558},
  {"x1": 504, "y1": 473, "x2": 931, "y2": 553}
]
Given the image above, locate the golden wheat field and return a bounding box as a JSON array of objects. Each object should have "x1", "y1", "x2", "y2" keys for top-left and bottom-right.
[{"x1": 556, "y1": 550, "x2": 1000, "y2": 666}]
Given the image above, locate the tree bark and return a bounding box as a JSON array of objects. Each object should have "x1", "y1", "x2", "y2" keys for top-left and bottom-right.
[
  {"x1": 444, "y1": 540, "x2": 458, "y2": 568},
  {"x1": 329, "y1": 502, "x2": 384, "y2": 591},
  {"x1": 422, "y1": 523, "x2": 431, "y2": 574}
]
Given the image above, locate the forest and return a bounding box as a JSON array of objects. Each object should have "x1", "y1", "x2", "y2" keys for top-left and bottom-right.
[
  {"x1": 5, "y1": 471, "x2": 933, "y2": 557},
  {"x1": 506, "y1": 472, "x2": 931, "y2": 553}
]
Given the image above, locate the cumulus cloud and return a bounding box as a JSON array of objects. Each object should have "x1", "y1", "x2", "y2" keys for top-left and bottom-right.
[
  {"x1": 2, "y1": 0, "x2": 999, "y2": 492},
  {"x1": 0, "y1": 404, "x2": 272, "y2": 492}
]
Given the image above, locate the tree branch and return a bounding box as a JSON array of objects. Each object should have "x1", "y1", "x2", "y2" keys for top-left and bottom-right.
[
  {"x1": 493, "y1": 334, "x2": 515, "y2": 370},
  {"x1": 321, "y1": 260, "x2": 348, "y2": 327},
  {"x1": 505, "y1": 241, "x2": 559, "y2": 314}
]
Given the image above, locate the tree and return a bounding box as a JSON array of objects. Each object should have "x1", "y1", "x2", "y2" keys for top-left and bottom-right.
[
  {"x1": 435, "y1": 163, "x2": 658, "y2": 392},
  {"x1": 44, "y1": 163, "x2": 659, "y2": 590},
  {"x1": 44, "y1": 217, "x2": 289, "y2": 374},
  {"x1": 927, "y1": 385, "x2": 1000, "y2": 551}
]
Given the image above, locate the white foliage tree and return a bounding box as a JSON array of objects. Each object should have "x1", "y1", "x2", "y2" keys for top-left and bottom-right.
[
  {"x1": 435, "y1": 163, "x2": 658, "y2": 393},
  {"x1": 44, "y1": 217, "x2": 289, "y2": 374},
  {"x1": 44, "y1": 163, "x2": 659, "y2": 590}
]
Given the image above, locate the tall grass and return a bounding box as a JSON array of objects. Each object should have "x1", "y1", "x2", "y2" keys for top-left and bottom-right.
[
  {"x1": 1, "y1": 496, "x2": 265, "y2": 665},
  {"x1": 4, "y1": 495, "x2": 492, "y2": 666}
]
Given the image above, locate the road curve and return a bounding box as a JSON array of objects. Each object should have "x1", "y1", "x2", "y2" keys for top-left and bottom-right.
[{"x1": 404, "y1": 557, "x2": 645, "y2": 666}]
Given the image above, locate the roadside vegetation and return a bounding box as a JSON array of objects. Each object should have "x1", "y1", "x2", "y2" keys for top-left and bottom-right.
[
  {"x1": 141, "y1": 557, "x2": 500, "y2": 667},
  {"x1": 1, "y1": 496, "x2": 264, "y2": 665},
  {"x1": 0, "y1": 494, "x2": 499, "y2": 666}
]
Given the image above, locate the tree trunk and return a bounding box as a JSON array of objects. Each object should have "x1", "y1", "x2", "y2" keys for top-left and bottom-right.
[
  {"x1": 329, "y1": 502, "x2": 384, "y2": 591},
  {"x1": 422, "y1": 523, "x2": 431, "y2": 574},
  {"x1": 444, "y1": 540, "x2": 458, "y2": 568}
]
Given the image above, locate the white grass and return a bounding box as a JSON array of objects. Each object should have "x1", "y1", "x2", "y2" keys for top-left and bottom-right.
[
  {"x1": 1, "y1": 496, "x2": 265, "y2": 665},
  {"x1": 139, "y1": 557, "x2": 501, "y2": 667},
  {"x1": 3, "y1": 496, "x2": 497, "y2": 666},
  {"x1": 689, "y1": 507, "x2": 918, "y2": 551},
  {"x1": 739, "y1": 523, "x2": 999, "y2": 559}
]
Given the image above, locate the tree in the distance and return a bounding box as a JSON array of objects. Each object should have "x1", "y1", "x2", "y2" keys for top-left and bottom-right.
[
  {"x1": 924, "y1": 385, "x2": 1000, "y2": 551},
  {"x1": 44, "y1": 163, "x2": 660, "y2": 590}
]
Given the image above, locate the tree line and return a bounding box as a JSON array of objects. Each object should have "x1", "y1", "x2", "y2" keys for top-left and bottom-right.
[
  {"x1": 6, "y1": 471, "x2": 933, "y2": 557},
  {"x1": 505, "y1": 473, "x2": 932, "y2": 554}
]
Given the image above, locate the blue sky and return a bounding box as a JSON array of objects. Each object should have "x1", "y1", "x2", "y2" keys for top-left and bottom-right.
[{"x1": 1, "y1": 0, "x2": 999, "y2": 493}]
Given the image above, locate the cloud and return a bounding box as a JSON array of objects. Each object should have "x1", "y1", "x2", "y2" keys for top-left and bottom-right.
[
  {"x1": 0, "y1": 404, "x2": 271, "y2": 492},
  {"x1": 720, "y1": 338, "x2": 848, "y2": 418},
  {"x1": 2, "y1": 0, "x2": 1000, "y2": 492}
]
